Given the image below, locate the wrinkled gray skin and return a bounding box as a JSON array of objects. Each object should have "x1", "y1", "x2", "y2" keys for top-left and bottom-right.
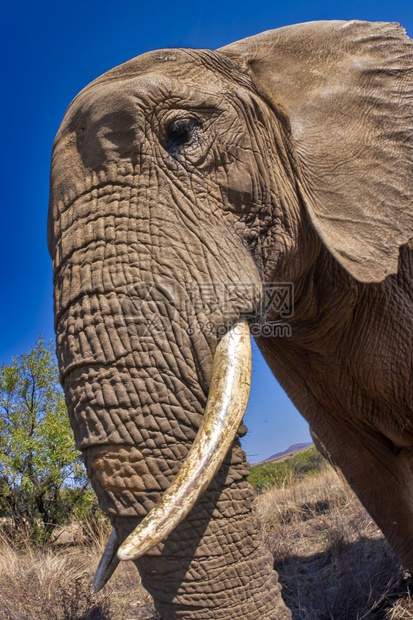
[{"x1": 49, "y1": 21, "x2": 413, "y2": 619}]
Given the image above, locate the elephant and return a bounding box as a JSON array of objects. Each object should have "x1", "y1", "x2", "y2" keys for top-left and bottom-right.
[{"x1": 48, "y1": 19, "x2": 413, "y2": 619}]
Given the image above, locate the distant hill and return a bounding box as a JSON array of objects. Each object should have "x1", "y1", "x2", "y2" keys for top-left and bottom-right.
[{"x1": 261, "y1": 442, "x2": 313, "y2": 464}]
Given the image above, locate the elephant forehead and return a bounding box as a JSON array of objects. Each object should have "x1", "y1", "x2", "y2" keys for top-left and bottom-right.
[
  {"x1": 62, "y1": 77, "x2": 168, "y2": 132},
  {"x1": 58, "y1": 75, "x2": 173, "y2": 133},
  {"x1": 56, "y1": 62, "x2": 226, "y2": 143},
  {"x1": 69, "y1": 49, "x2": 227, "y2": 112},
  {"x1": 86, "y1": 48, "x2": 224, "y2": 88}
]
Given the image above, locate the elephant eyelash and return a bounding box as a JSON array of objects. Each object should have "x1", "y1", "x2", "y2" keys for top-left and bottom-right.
[{"x1": 166, "y1": 118, "x2": 201, "y2": 152}]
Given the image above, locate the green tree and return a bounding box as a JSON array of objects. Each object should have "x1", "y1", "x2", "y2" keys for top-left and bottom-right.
[{"x1": 0, "y1": 337, "x2": 90, "y2": 542}]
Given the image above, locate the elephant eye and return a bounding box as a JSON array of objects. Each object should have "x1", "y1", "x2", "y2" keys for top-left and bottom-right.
[{"x1": 166, "y1": 118, "x2": 200, "y2": 152}]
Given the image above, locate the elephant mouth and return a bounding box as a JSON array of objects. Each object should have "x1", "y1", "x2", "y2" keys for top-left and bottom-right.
[{"x1": 94, "y1": 320, "x2": 252, "y2": 589}]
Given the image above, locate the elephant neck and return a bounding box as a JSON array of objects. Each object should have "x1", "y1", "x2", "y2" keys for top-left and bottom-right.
[{"x1": 258, "y1": 244, "x2": 413, "y2": 444}]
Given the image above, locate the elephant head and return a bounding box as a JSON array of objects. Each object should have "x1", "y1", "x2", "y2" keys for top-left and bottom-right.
[{"x1": 48, "y1": 21, "x2": 413, "y2": 619}]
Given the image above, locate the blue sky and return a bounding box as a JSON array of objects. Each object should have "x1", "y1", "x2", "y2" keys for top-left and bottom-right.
[{"x1": 1, "y1": 0, "x2": 412, "y2": 462}]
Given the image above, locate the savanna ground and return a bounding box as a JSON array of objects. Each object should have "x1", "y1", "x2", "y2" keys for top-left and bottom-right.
[{"x1": 1, "y1": 448, "x2": 412, "y2": 620}]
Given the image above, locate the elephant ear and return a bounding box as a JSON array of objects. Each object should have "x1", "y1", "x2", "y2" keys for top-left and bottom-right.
[{"x1": 220, "y1": 21, "x2": 413, "y2": 282}]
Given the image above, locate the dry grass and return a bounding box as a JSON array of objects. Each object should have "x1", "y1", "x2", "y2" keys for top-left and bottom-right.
[
  {"x1": 0, "y1": 521, "x2": 157, "y2": 620},
  {"x1": 256, "y1": 466, "x2": 413, "y2": 619},
  {"x1": 1, "y1": 466, "x2": 412, "y2": 618}
]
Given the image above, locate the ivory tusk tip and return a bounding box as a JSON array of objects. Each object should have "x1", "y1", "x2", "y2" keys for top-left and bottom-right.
[
  {"x1": 117, "y1": 547, "x2": 133, "y2": 562},
  {"x1": 117, "y1": 540, "x2": 144, "y2": 562},
  {"x1": 93, "y1": 574, "x2": 106, "y2": 593},
  {"x1": 93, "y1": 528, "x2": 120, "y2": 591}
]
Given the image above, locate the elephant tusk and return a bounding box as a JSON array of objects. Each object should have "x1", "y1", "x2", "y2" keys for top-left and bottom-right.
[
  {"x1": 93, "y1": 528, "x2": 120, "y2": 592},
  {"x1": 117, "y1": 320, "x2": 252, "y2": 562}
]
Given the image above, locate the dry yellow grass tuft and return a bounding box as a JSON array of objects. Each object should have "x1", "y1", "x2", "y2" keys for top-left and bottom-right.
[{"x1": 0, "y1": 522, "x2": 157, "y2": 620}]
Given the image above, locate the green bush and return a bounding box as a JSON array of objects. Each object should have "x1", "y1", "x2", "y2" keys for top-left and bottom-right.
[
  {"x1": 248, "y1": 446, "x2": 327, "y2": 492},
  {"x1": 0, "y1": 338, "x2": 97, "y2": 544}
]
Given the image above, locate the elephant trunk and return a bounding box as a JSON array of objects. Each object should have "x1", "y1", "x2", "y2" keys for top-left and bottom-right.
[
  {"x1": 57, "y1": 309, "x2": 288, "y2": 617},
  {"x1": 52, "y1": 179, "x2": 290, "y2": 617},
  {"x1": 80, "y1": 321, "x2": 288, "y2": 618}
]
